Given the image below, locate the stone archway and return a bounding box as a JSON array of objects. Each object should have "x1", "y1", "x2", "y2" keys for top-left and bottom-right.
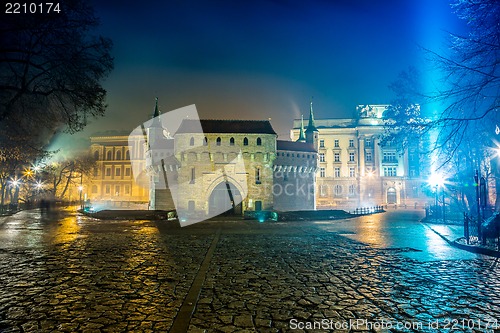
[{"x1": 208, "y1": 181, "x2": 242, "y2": 215}]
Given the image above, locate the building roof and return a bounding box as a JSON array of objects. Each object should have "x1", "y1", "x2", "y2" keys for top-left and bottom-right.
[
  {"x1": 305, "y1": 101, "x2": 318, "y2": 133},
  {"x1": 277, "y1": 140, "x2": 316, "y2": 153},
  {"x1": 176, "y1": 119, "x2": 277, "y2": 135}
]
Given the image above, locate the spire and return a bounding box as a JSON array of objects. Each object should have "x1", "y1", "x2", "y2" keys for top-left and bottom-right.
[
  {"x1": 153, "y1": 97, "x2": 160, "y2": 118},
  {"x1": 151, "y1": 97, "x2": 162, "y2": 128},
  {"x1": 305, "y1": 100, "x2": 317, "y2": 133},
  {"x1": 297, "y1": 115, "x2": 306, "y2": 142}
]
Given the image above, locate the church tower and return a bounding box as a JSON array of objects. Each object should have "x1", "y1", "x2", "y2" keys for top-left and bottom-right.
[
  {"x1": 296, "y1": 115, "x2": 306, "y2": 142},
  {"x1": 305, "y1": 101, "x2": 319, "y2": 151}
]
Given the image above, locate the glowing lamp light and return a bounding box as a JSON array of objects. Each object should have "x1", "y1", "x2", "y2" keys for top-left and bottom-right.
[
  {"x1": 78, "y1": 186, "x2": 84, "y2": 192},
  {"x1": 35, "y1": 181, "x2": 43, "y2": 189},
  {"x1": 428, "y1": 172, "x2": 445, "y2": 188},
  {"x1": 10, "y1": 179, "x2": 21, "y2": 187}
]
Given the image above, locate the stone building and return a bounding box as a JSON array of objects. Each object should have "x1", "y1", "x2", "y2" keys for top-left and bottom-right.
[
  {"x1": 291, "y1": 104, "x2": 427, "y2": 208},
  {"x1": 145, "y1": 100, "x2": 318, "y2": 216}
]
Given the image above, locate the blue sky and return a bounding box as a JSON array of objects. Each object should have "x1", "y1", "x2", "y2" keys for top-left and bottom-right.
[{"x1": 58, "y1": 0, "x2": 465, "y2": 147}]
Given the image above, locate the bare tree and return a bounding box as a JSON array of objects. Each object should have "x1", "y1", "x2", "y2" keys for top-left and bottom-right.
[{"x1": 0, "y1": 0, "x2": 113, "y2": 147}]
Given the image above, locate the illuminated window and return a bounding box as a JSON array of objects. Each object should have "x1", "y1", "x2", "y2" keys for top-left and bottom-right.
[{"x1": 334, "y1": 167, "x2": 340, "y2": 177}]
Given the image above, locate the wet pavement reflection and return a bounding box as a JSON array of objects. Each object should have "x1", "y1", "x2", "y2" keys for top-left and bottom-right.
[{"x1": 1, "y1": 208, "x2": 499, "y2": 332}]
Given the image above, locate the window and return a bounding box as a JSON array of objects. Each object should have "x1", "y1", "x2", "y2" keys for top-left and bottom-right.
[
  {"x1": 92, "y1": 185, "x2": 98, "y2": 193},
  {"x1": 334, "y1": 185, "x2": 342, "y2": 196},
  {"x1": 349, "y1": 152, "x2": 355, "y2": 162},
  {"x1": 255, "y1": 168, "x2": 261, "y2": 184},
  {"x1": 125, "y1": 185, "x2": 130, "y2": 195},
  {"x1": 115, "y1": 168, "x2": 121, "y2": 176},
  {"x1": 349, "y1": 139, "x2": 354, "y2": 148},
  {"x1": 320, "y1": 167, "x2": 325, "y2": 177},
  {"x1": 256, "y1": 137, "x2": 262, "y2": 146},
  {"x1": 125, "y1": 168, "x2": 131, "y2": 177},
  {"x1": 334, "y1": 153, "x2": 340, "y2": 162},
  {"x1": 106, "y1": 150, "x2": 112, "y2": 160},
  {"x1": 319, "y1": 139, "x2": 325, "y2": 148},
  {"x1": 116, "y1": 151, "x2": 121, "y2": 160},
  {"x1": 334, "y1": 167, "x2": 340, "y2": 178},
  {"x1": 126, "y1": 150, "x2": 130, "y2": 160},
  {"x1": 365, "y1": 138, "x2": 372, "y2": 147},
  {"x1": 319, "y1": 153, "x2": 325, "y2": 162},
  {"x1": 320, "y1": 185, "x2": 327, "y2": 197},
  {"x1": 349, "y1": 167, "x2": 355, "y2": 177},
  {"x1": 334, "y1": 139, "x2": 339, "y2": 148},
  {"x1": 106, "y1": 168, "x2": 111, "y2": 177},
  {"x1": 115, "y1": 186, "x2": 120, "y2": 196},
  {"x1": 349, "y1": 184, "x2": 356, "y2": 196},
  {"x1": 93, "y1": 168, "x2": 98, "y2": 177},
  {"x1": 383, "y1": 151, "x2": 397, "y2": 162},
  {"x1": 366, "y1": 152, "x2": 372, "y2": 162},
  {"x1": 190, "y1": 137, "x2": 195, "y2": 146},
  {"x1": 230, "y1": 137, "x2": 235, "y2": 146},
  {"x1": 94, "y1": 151, "x2": 99, "y2": 160},
  {"x1": 243, "y1": 137, "x2": 248, "y2": 146},
  {"x1": 190, "y1": 168, "x2": 195, "y2": 184},
  {"x1": 384, "y1": 167, "x2": 397, "y2": 177},
  {"x1": 216, "y1": 137, "x2": 221, "y2": 146},
  {"x1": 203, "y1": 137, "x2": 208, "y2": 146},
  {"x1": 105, "y1": 185, "x2": 111, "y2": 194}
]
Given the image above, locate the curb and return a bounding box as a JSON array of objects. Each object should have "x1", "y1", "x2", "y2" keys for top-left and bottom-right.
[
  {"x1": 421, "y1": 219, "x2": 500, "y2": 258},
  {"x1": 452, "y1": 239, "x2": 500, "y2": 258}
]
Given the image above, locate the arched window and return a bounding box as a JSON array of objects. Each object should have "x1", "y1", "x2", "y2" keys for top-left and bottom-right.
[
  {"x1": 216, "y1": 137, "x2": 221, "y2": 146},
  {"x1": 116, "y1": 151, "x2": 121, "y2": 160},
  {"x1": 243, "y1": 137, "x2": 248, "y2": 146},
  {"x1": 190, "y1": 137, "x2": 194, "y2": 146},
  {"x1": 230, "y1": 137, "x2": 235, "y2": 146},
  {"x1": 106, "y1": 150, "x2": 112, "y2": 160},
  {"x1": 125, "y1": 150, "x2": 130, "y2": 160},
  {"x1": 94, "y1": 151, "x2": 99, "y2": 160},
  {"x1": 203, "y1": 137, "x2": 208, "y2": 146},
  {"x1": 256, "y1": 137, "x2": 262, "y2": 146}
]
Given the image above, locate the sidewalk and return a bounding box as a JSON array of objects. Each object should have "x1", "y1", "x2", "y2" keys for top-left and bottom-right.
[{"x1": 422, "y1": 217, "x2": 500, "y2": 258}]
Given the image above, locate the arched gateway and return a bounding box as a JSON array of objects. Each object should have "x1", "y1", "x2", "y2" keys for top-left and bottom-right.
[{"x1": 208, "y1": 181, "x2": 242, "y2": 215}]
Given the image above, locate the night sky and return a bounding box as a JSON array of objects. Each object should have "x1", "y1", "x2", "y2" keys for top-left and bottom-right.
[{"x1": 54, "y1": 0, "x2": 465, "y2": 151}]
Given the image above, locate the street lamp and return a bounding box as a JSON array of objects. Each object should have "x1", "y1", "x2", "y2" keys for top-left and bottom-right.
[
  {"x1": 78, "y1": 185, "x2": 84, "y2": 210},
  {"x1": 428, "y1": 172, "x2": 446, "y2": 221}
]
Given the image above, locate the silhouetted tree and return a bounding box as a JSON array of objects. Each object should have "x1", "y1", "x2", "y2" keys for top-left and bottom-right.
[{"x1": 0, "y1": 0, "x2": 113, "y2": 147}]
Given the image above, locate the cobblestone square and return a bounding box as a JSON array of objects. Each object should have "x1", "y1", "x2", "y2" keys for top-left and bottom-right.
[{"x1": 1, "y1": 209, "x2": 500, "y2": 332}]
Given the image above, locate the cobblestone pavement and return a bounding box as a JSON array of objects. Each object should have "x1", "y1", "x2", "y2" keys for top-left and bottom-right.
[{"x1": 1, "y1": 209, "x2": 500, "y2": 332}]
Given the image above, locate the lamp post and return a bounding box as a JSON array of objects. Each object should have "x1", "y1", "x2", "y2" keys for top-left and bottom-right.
[{"x1": 474, "y1": 170, "x2": 481, "y2": 242}]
